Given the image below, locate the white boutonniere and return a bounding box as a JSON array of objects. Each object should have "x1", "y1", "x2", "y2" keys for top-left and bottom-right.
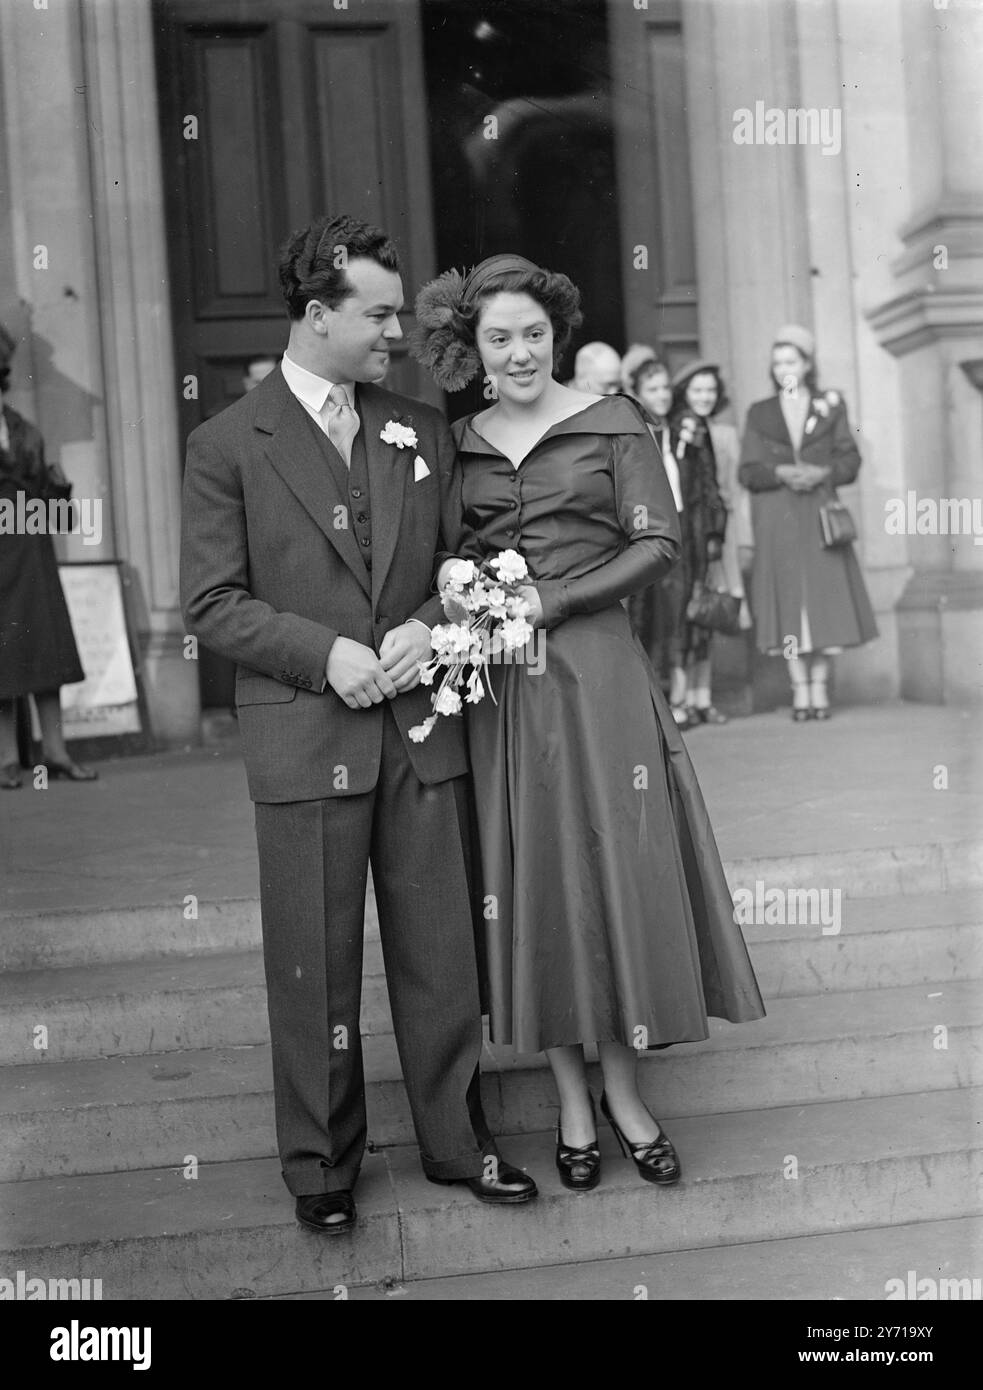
[
  {"x1": 380, "y1": 419, "x2": 419, "y2": 450},
  {"x1": 812, "y1": 397, "x2": 830, "y2": 419}
]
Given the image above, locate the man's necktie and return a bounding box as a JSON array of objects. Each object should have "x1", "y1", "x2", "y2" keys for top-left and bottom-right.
[{"x1": 324, "y1": 384, "x2": 359, "y2": 467}]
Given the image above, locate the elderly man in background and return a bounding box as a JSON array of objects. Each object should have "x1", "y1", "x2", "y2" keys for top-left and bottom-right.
[{"x1": 571, "y1": 340, "x2": 622, "y2": 395}]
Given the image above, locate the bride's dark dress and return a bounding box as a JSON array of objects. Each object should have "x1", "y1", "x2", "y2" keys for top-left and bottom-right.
[{"x1": 451, "y1": 394, "x2": 765, "y2": 1054}]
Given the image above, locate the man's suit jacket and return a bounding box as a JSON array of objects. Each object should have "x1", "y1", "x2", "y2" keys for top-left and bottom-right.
[{"x1": 180, "y1": 366, "x2": 470, "y2": 803}]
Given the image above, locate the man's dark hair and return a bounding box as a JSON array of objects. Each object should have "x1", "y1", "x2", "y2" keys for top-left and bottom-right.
[{"x1": 277, "y1": 214, "x2": 401, "y2": 321}]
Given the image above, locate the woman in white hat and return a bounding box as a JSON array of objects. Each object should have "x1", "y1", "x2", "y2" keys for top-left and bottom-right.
[{"x1": 738, "y1": 326, "x2": 877, "y2": 719}]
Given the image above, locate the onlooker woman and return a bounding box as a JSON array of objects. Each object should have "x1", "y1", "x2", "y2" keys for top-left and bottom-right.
[
  {"x1": 738, "y1": 325, "x2": 877, "y2": 719},
  {"x1": 669, "y1": 359, "x2": 733, "y2": 725},
  {"x1": 623, "y1": 352, "x2": 690, "y2": 723},
  {"x1": 0, "y1": 325, "x2": 95, "y2": 788}
]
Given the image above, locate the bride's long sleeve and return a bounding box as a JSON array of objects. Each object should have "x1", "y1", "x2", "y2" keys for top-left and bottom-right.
[{"x1": 534, "y1": 427, "x2": 681, "y2": 631}]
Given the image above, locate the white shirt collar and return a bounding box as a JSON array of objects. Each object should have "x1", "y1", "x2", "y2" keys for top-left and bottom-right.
[{"x1": 281, "y1": 353, "x2": 354, "y2": 414}]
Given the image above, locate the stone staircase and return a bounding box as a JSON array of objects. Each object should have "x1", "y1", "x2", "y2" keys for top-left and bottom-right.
[{"x1": 1, "y1": 837, "x2": 981, "y2": 1300}]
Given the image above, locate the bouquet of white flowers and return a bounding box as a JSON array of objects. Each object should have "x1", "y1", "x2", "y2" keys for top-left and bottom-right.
[{"x1": 408, "y1": 549, "x2": 535, "y2": 743}]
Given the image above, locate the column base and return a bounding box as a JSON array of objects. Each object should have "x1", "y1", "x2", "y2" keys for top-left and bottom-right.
[
  {"x1": 897, "y1": 571, "x2": 983, "y2": 705},
  {"x1": 141, "y1": 629, "x2": 203, "y2": 745}
]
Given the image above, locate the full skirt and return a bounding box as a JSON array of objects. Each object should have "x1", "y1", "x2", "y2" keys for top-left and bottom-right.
[{"x1": 465, "y1": 601, "x2": 765, "y2": 1053}]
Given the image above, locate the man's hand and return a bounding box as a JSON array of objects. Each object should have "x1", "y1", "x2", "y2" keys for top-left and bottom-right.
[
  {"x1": 326, "y1": 637, "x2": 398, "y2": 709},
  {"x1": 379, "y1": 622, "x2": 432, "y2": 692}
]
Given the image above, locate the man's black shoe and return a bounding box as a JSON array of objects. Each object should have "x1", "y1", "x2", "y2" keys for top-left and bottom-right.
[
  {"x1": 295, "y1": 1190, "x2": 357, "y2": 1234},
  {"x1": 428, "y1": 1161, "x2": 538, "y2": 1204}
]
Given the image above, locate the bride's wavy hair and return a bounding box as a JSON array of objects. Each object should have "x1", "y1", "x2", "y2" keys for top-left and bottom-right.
[{"x1": 411, "y1": 263, "x2": 583, "y2": 392}]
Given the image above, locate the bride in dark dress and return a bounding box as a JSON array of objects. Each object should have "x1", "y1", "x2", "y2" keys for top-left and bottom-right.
[{"x1": 412, "y1": 256, "x2": 764, "y2": 1192}]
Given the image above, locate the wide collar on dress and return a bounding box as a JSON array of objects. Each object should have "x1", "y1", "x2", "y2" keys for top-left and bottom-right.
[{"x1": 454, "y1": 393, "x2": 649, "y2": 458}]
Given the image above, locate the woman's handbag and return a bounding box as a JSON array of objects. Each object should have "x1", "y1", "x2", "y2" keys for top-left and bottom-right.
[
  {"x1": 818, "y1": 497, "x2": 856, "y2": 549},
  {"x1": 686, "y1": 565, "x2": 743, "y2": 636}
]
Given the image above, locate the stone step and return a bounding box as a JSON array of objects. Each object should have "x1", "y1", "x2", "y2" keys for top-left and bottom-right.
[
  {"x1": 746, "y1": 892, "x2": 982, "y2": 997},
  {"x1": 2, "y1": 980, "x2": 978, "y2": 1181},
  {"x1": 3, "y1": 881, "x2": 982, "y2": 1067},
  {"x1": 1, "y1": 1088, "x2": 978, "y2": 1299},
  {"x1": 268, "y1": 1214, "x2": 983, "y2": 1301},
  {"x1": 2, "y1": 839, "x2": 978, "y2": 972},
  {"x1": 0, "y1": 951, "x2": 272, "y2": 1067}
]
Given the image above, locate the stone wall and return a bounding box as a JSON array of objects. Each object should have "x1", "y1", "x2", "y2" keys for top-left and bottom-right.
[{"x1": 0, "y1": 0, "x2": 199, "y2": 743}]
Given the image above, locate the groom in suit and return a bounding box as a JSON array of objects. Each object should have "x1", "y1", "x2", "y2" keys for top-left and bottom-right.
[{"x1": 181, "y1": 213, "x2": 536, "y2": 1232}]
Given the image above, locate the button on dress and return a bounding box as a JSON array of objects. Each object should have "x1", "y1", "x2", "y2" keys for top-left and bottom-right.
[{"x1": 452, "y1": 396, "x2": 765, "y2": 1052}]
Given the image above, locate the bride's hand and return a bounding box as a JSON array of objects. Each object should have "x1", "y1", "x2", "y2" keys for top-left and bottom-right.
[
  {"x1": 436, "y1": 558, "x2": 458, "y2": 590},
  {"x1": 517, "y1": 584, "x2": 545, "y2": 628}
]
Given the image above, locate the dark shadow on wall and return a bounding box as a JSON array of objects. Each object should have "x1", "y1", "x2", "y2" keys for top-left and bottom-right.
[{"x1": 0, "y1": 316, "x2": 102, "y2": 476}]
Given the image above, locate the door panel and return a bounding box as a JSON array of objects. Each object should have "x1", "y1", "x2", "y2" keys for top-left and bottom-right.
[
  {"x1": 189, "y1": 28, "x2": 286, "y2": 319},
  {"x1": 607, "y1": 0, "x2": 698, "y2": 370},
  {"x1": 154, "y1": 0, "x2": 438, "y2": 432}
]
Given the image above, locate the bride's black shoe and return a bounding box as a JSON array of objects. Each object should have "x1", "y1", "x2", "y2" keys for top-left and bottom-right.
[
  {"x1": 600, "y1": 1092, "x2": 681, "y2": 1185},
  {"x1": 555, "y1": 1096, "x2": 601, "y2": 1191}
]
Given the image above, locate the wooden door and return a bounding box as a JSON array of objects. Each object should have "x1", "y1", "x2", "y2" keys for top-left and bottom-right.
[
  {"x1": 154, "y1": 0, "x2": 438, "y2": 437},
  {"x1": 153, "y1": 0, "x2": 438, "y2": 706},
  {"x1": 607, "y1": 0, "x2": 698, "y2": 371}
]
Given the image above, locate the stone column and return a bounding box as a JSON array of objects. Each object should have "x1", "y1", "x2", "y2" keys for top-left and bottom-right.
[
  {"x1": 682, "y1": 0, "x2": 815, "y2": 710},
  {"x1": 793, "y1": 0, "x2": 916, "y2": 703},
  {"x1": 0, "y1": 0, "x2": 200, "y2": 742},
  {"x1": 684, "y1": 0, "x2": 814, "y2": 418},
  {"x1": 79, "y1": 0, "x2": 200, "y2": 740},
  {"x1": 865, "y1": 0, "x2": 983, "y2": 704}
]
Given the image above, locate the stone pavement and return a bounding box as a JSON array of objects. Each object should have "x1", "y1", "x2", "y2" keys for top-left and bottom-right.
[{"x1": 0, "y1": 702, "x2": 979, "y2": 919}]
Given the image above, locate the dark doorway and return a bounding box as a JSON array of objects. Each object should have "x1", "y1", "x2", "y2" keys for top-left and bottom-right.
[{"x1": 422, "y1": 0, "x2": 624, "y2": 416}]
